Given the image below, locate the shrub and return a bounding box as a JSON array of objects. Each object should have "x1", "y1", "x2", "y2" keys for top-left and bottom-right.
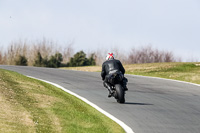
[
  {"x1": 68, "y1": 51, "x2": 88, "y2": 67},
  {"x1": 34, "y1": 52, "x2": 43, "y2": 67},
  {"x1": 47, "y1": 53, "x2": 63, "y2": 68},
  {"x1": 67, "y1": 51, "x2": 96, "y2": 67},
  {"x1": 15, "y1": 55, "x2": 28, "y2": 66},
  {"x1": 88, "y1": 53, "x2": 96, "y2": 66},
  {"x1": 33, "y1": 52, "x2": 63, "y2": 68}
]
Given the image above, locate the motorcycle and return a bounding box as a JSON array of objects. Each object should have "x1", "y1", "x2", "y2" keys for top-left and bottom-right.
[{"x1": 104, "y1": 72, "x2": 126, "y2": 103}]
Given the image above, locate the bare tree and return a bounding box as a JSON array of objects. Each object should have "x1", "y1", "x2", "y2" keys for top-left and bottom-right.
[
  {"x1": 1, "y1": 39, "x2": 182, "y2": 66},
  {"x1": 0, "y1": 51, "x2": 2, "y2": 64},
  {"x1": 93, "y1": 48, "x2": 108, "y2": 66},
  {"x1": 110, "y1": 47, "x2": 129, "y2": 64},
  {"x1": 164, "y1": 51, "x2": 174, "y2": 62},
  {"x1": 5, "y1": 40, "x2": 29, "y2": 65},
  {"x1": 62, "y1": 43, "x2": 74, "y2": 63},
  {"x1": 28, "y1": 38, "x2": 60, "y2": 65},
  {"x1": 128, "y1": 45, "x2": 178, "y2": 64}
]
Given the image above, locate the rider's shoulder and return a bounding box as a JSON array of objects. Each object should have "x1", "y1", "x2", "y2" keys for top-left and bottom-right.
[
  {"x1": 103, "y1": 59, "x2": 120, "y2": 64},
  {"x1": 102, "y1": 60, "x2": 108, "y2": 65},
  {"x1": 114, "y1": 59, "x2": 121, "y2": 62}
]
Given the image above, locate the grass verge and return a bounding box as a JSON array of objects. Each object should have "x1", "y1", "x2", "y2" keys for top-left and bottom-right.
[
  {"x1": 61, "y1": 62, "x2": 200, "y2": 85},
  {"x1": 0, "y1": 69, "x2": 125, "y2": 133},
  {"x1": 125, "y1": 62, "x2": 200, "y2": 84}
]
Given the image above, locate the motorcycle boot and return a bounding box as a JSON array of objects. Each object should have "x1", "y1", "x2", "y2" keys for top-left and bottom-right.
[
  {"x1": 123, "y1": 85, "x2": 128, "y2": 91},
  {"x1": 103, "y1": 81, "x2": 113, "y2": 97},
  {"x1": 122, "y1": 77, "x2": 128, "y2": 91},
  {"x1": 108, "y1": 92, "x2": 112, "y2": 97}
]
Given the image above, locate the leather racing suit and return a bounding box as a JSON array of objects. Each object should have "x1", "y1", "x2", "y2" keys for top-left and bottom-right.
[{"x1": 101, "y1": 59, "x2": 128, "y2": 91}]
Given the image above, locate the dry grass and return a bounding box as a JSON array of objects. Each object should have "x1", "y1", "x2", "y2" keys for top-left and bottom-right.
[
  {"x1": 61, "y1": 62, "x2": 179, "y2": 73},
  {"x1": 61, "y1": 66, "x2": 101, "y2": 72},
  {"x1": 0, "y1": 77, "x2": 35, "y2": 132}
]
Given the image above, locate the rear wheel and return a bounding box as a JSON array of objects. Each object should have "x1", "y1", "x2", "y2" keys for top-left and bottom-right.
[{"x1": 115, "y1": 84, "x2": 125, "y2": 103}]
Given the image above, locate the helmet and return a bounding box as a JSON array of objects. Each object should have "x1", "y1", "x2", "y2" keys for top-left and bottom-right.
[{"x1": 106, "y1": 53, "x2": 115, "y2": 60}]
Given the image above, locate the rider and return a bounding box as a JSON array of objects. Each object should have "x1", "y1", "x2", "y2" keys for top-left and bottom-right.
[{"x1": 101, "y1": 53, "x2": 128, "y2": 97}]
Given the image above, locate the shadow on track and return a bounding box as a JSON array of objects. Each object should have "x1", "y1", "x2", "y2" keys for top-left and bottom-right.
[{"x1": 124, "y1": 102, "x2": 153, "y2": 105}]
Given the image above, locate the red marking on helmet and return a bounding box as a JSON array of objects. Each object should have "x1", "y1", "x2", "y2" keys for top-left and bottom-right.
[{"x1": 108, "y1": 53, "x2": 114, "y2": 58}]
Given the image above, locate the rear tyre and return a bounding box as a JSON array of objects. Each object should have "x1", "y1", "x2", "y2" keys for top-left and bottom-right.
[{"x1": 115, "y1": 84, "x2": 125, "y2": 103}]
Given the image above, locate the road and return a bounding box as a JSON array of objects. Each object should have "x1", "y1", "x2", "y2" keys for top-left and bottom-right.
[{"x1": 1, "y1": 65, "x2": 200, "y2": 133}]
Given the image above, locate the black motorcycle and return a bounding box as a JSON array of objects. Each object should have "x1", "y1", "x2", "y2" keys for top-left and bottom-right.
[{"x1": 104, "y1": 72, "x2": 126, "y2": 103}]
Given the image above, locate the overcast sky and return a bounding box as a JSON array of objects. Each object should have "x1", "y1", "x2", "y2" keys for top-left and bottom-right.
[{"x1": 0, "y1": 0, "x2": 200, "y2": 61}]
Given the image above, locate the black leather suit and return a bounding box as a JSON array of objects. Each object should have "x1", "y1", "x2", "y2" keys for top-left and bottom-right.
[
  {"x1": 101, "y1": 59, "x2": 128, "y2": 90},
  {"x1": 101, "y1": 59, "x2": 125, "y2": 80}
]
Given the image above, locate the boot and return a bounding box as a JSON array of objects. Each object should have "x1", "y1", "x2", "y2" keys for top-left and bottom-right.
[
  {"x1": 103, "y1": 81, "x2": 113, "y2": 97},
  {"x1": 123, "y1": 85, "x2": 128, "y2": 91},
  {"x1": 108, "y1": 91, "x2": 112, "y2": 97},
  {"x1": 122, "y1": 78, "x2": 128, "y2": 91}
]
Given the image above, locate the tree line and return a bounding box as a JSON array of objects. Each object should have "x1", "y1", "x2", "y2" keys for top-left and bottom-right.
[
  {"x1": 0, "y1": 39, "x2": 182, "y2": 67},
  {"x1": 8, "y1": 50, "x2": 96, "y2": 68},
  {"x1": 33, "y1": 50, "x2": 96, "y2": 68}
]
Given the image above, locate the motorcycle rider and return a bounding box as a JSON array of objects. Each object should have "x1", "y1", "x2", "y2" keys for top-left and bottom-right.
[{"x1": 101, "y1": 53, "x2": 128, "y2": 97}]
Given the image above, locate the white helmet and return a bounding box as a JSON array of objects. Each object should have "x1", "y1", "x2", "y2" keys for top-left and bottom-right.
[{"x1": 106, "y1": 53, "x2": 115, "y2": 60}]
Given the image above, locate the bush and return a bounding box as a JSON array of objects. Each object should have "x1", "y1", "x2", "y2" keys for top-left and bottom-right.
[
  {"x1": 68, "y1": 51, "x2": 87, "y2": 67},
  {"x1": 33, "y1": 52, "x2": 63, "y2": 68},
  {"x1": 67, "y1": 51, "x2": 96, "y2": 67},
  {"x1": 88, "y1": 53, "x2": 96, "y2": 66},
  {"x1": 34, "y1": 52, "x2": 43, "y2": 67},
  {"x1": 47, "y1": 53, "x2": 63, "y2": 68},
  {"x1": 15, "y1": 55, "x2": 28, "y2": 66}
]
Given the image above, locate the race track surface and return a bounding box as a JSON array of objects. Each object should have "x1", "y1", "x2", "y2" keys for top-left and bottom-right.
[{"x1": 1, "y1": 65, "x2": 200, "y2": 133}]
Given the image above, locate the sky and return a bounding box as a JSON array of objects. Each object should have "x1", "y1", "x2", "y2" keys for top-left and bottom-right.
[{"x1": 0, "y1": 0, "x2": 200, "y2": 61}]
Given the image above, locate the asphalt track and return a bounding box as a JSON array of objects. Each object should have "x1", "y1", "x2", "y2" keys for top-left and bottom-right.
[{"x1": 1, "y1": 65, "x2": 200, "y2": 133}]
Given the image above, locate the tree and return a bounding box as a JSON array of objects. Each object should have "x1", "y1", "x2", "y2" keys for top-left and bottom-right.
[
  {"x1": 0, "y1": 52, "x2": 2, "y2": 64},
  {"x1": 33, "y1": 51, "x2": 63, "y2": 68},
  {"x1": 15, "y1": 55, "x2": 28, "y2": 66},
  {"x1": 68, "y1": 51, "x2": 88, "y2": 67},
  {"x1": 67, "y1": 51, "x2": 96, "y2": 67},
  {"x1": 34, "y1": 52, "x2": 43, "y2": 67},
  {"x1": 88, "y1": 53, "x2": 96, "y2": 66},
  {"x1": 47, "y1": 52, "x2": 63, "y2": 68}
]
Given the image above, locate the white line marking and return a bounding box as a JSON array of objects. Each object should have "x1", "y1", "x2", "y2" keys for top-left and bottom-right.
[{"x1": 27, "y1": 76, "x2": 134, "y2": 133}]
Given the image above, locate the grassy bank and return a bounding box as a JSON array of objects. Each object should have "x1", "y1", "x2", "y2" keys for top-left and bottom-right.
[
  {"x1": 125, "y1": 62, "x2": 200, "y2": 84},
  {"x1": 0, "y1": 69, "x2": 125, "y2": 133},
  {"x1": 62, "y1": 62, "x2": 200, "y2": 85}
]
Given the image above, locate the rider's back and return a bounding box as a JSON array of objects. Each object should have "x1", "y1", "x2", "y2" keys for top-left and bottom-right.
[
  {"x1": 101, "y1": 53, "x2": 128, "y2": 96},
  {"x1": 102, "y1": 59, "x2": 125, "y2": 76}
]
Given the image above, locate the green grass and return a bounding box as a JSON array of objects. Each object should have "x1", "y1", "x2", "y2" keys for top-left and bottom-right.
[
  {"x1": 125, "y1": 62, "x2": 200, "y2": 84},
  {"x1": 0, "y1": 69, "x2": 125, "y2": 133},
  {"x1": 61, "y1": 62, "x2": 200, "y2": 85},
  {"x1": 162, "y1": 64, "x2": 197, "y2": 72}
]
